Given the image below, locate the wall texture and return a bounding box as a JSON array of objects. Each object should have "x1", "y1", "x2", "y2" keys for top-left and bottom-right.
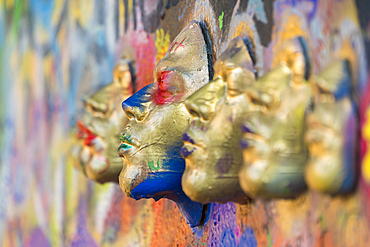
[{"x1": 1, "y1": 0, "x2": 370, "y2": 246}]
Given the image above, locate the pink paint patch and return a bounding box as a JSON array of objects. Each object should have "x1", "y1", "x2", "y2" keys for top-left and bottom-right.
[{"x1": 131, "y1": 32, "x2": 156, "y2": 91}]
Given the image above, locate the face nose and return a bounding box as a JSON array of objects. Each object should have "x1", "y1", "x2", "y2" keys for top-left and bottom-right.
[
  {"x1": 185, "y1": 77, "x2": 225, "y2": 121},
  {"x1": 122, "y1": 83, "x2": 154, "y2": 121}
]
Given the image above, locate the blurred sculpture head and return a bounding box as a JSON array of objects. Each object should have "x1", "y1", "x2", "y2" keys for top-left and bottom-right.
[
  {"x1": 305, "y1": 60, "x2": 357, "y2": 194},
  {"x1": 117, "y1": 21, "x2": 213, "y2": 227},
  {"x1": 181, "y1": 37, "x2": 255, "y2": 204},
  {"x1": 71, "y1": 56, "x2": 134, "y2": 183},
  {"x1": 239, "y1": 37, "x2": 311, "y2": 199}
]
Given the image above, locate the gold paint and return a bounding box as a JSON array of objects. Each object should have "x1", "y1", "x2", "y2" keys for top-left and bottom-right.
[
  {"x1": 181, "y1": 37, "x2": 255, "y2": 204},
  {"x1": 239, "y1": 37, "x2": 311, "y2": 199},
  {"x1": 71, "y1": 56, "x2": 133, "y2": 183},
  {"x1": 118, "y1": 21, "x2": 212, "y2": 199},
  {"x1": 305, "y1": 60, "x2": 357, "y2": 194}
]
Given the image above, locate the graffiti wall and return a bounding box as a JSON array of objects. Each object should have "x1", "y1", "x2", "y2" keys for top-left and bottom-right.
[{"x1": 1, "y1": 0, "x2": 370, "y2": 246}]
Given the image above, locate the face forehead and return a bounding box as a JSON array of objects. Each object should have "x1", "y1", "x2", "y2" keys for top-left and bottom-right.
[{"x1": 154, "y1": 21, "x2": 212, "y2": 99}]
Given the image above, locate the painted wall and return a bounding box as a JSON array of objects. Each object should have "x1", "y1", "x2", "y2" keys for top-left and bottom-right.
[{"x1": 1, "y1": 0, "x2": 370, "y2": 246}]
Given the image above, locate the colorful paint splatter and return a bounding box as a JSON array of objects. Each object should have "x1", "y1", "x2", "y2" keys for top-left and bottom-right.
[{"x1": 1, "y1": 0, "x2": 370, "y2": 246}]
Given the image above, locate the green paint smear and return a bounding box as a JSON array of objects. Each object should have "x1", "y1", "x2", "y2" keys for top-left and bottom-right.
[
  {"x1": 219, "y1": 12, "x2": 224, "y2": 30},
  {"x1": 119, "y1": 133, "x2": 133, "y2": 144},
  {"x1": 148, "y1": 159, "x2": 161, "y2": 171},
  {"x1": 266, "y1": 228, "x2": 272, "y2": 247}
]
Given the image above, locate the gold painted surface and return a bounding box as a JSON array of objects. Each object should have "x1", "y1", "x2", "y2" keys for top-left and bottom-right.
[
  {"x1": 239, "y1": 37, "x2": 311, "y2": 199},
  {"x1": 70, "y1": 56, "x2": 133, "y2": 183},
  {"x1": 117, "y1": 21, "x2": 212, "y2": 199},
  {"x1": 305, "y1": 60, "x2": 357, "y2": 194},
  {"x1": 181, "y1": 37, "x2": 255, "y2": 204}
]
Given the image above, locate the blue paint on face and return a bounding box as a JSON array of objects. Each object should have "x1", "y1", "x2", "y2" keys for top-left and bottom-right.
[
  {"x1": 130, "y1": 145, "x2": 186, "y2": 199},
  {"x1": 122, "y1": 83, "x2": 155, "y2": 114},
  {"x1": 182, "y1": 132, "x2": 195, "y2": 144},
  {"x1": 131, "y1": 171, "x2": 184, "y2": 200},
  {"x1": 131, "y1": 171, "x2": 204, "y2": 228},
  {"x1": 215, "y1": 153, "x2": 234, "y2": 174},
  {"x1": 239, "y1": 139, "x2": 249, "y2": 149},
  {"x1": 129, "y1": 145, "x2": 204, "y2": 228},
  {"x1": 241, "y1": 124, "x2": 253, "y2": 133},
  {"x1": 180, "y1": 146, "x2": 195, "y2": 157}
]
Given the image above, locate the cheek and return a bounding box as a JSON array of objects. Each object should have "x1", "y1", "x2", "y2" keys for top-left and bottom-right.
[{"x1": 154, "y1": 71, "x2": 185, "y2": 105}]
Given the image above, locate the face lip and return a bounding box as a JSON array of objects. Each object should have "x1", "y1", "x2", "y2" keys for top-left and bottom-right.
[
  {"x1": 117, "y1": 131, "x2": 140, "y2": 156},
  {"x1": 240, "y1": 122, "x2": 267, "y2": 149},
  {"x1": 180, "y1": 132, "x2": 206, "y2": 158}
]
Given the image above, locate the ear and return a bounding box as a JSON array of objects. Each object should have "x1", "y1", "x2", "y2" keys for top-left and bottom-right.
[
  {"x1": 213, "y1": 37, "x2": 256, "y2": 93},
  {"x1": 246, "y1": 65, "x2": 292, "y2": 108},
  {"x1": 154, "y1": 20, "x2": 214, "y2": 93},
  {"x1": 214, "y1": 36, "x2": 255, "y2": 78},
  {"x1": 113, "y1": 58, "x2": 135, "y2": 94},
  {"x1": 314, "y1": 59, "x2": 352, "y2": 100},
  {"x1": 274, "y1": 36, "x2": 311, "y2": 85}
]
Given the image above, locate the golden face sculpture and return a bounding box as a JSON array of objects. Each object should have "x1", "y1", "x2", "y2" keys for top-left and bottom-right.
[
  {"x1": 117, "y1": 21, "x2": 213, "y2": 227},
  {"x1": 305, "y1": 60, "x2": 357, "y2": 194},
  {"x1": 239, "y1": 37, "x2": 311, "y2": 199},
  {"x1": 71, "y1": 57, "x2": 133, "y2": 183},
  {"x1": 181, "y1": 37, "x2": 256, "y2": 204}
]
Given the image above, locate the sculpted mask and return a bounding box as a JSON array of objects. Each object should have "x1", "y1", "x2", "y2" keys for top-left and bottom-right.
[
  {"x1": 239, "y1": 37, "x2": 311, "y2": 199},
  {"x1": 71, "y1": 57, "x2": 134, "y2": 183},
  {"x1": 117, "y1": 21, "x2": 213, "y2": 227},
  {"x1": 181, "y1": 37, "x2": 255, "y2": 204},
  {"x1": 305, "y1": 60, "x2": 357, "y2": 194}
]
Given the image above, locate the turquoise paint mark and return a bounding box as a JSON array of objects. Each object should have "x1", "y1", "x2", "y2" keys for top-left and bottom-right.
[
  {"x1": 117, "y1": 143, "x2": 133, "y2": 152},
  {"x1": 219, "y1": 12, "x2": 224, "y2": 30}
]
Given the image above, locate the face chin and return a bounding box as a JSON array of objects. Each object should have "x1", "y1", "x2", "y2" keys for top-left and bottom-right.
[{"x1": 119, "y1": 103, "x2": 192, "y2": 200}]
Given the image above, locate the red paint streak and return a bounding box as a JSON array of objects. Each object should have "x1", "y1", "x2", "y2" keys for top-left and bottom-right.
[
  {"x1": 76, "y1": 120, "x2": 97, "y2": 146},
  {"x1": 154, "y1": 71, "x2": 173, "y2": 105},
  {"x1": 169, "y1": 42, "x2": 177, "y2": 53},
  {"x1": 170, "y1": 37, "x2": 186, "y2": 52}
]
